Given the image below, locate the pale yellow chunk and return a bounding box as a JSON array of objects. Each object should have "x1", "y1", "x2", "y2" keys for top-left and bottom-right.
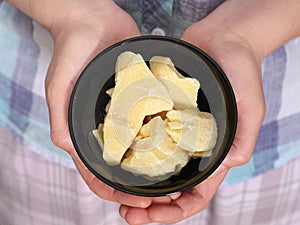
[
  {"x1": 131, "y1": 116, "x2": 165, "y2": 151},
  {"x1": 192, "y1": 149, "x2": 212, "y2": 158},
  {"x1": 105, "y1": 88, "x2": 114, "y2": 112},
  {"x1": 121, "y1": 117, "x2": 189, "y2": 177},
  {"x1": 150, "y1": 56, "x2": 200, "y2": 109},
  {"x1": 92, "y1": 124, "x2": 104, "y2": 150},
  {"x1": 166, "y1": 121, "x2": 182, "y2": 130},
  {"x1": 103, "y1": 52, "x2": 173, "y2": 165},
  {"x1": 106, "y1": 88, "x2": 114, "y2": 97},
  {"x1": 135, "y1": 120, "x2": 151, "y2": 139},
  {"x1": 166, "y1": 109, "x2": 217, "y2": 153}
]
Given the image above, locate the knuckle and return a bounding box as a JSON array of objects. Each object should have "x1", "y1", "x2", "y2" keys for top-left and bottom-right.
[
  {"x1": 50, "y1": 131, "x2": 73, "y2": 155},
  {"x1": 238, "y1": 152, "x2": 252, "y2": 165},
  {"x1": 50, "y1": 132, "x2": 64, "y2": 149},
  {"x1": 258, "y1": 102, "x2": 266, "y2": 122}
]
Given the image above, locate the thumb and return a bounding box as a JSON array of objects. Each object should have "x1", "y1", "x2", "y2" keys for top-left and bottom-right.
[{"x1": 45, "y1": 32, "x2": 105, "y2": 155}]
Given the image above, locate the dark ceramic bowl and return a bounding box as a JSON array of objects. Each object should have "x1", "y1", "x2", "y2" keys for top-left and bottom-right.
[{"x1": 68, "y1": 36, "x2": 237, "y2": 196}]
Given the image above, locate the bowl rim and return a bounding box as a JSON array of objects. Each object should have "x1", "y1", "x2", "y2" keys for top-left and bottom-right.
[{"x1": 68, "y1": 35, "x2": 237, "y2": 196}]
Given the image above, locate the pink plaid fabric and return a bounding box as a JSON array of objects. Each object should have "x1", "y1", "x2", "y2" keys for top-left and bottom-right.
[
  {"x1": 1, "y1": 124, "x2": 300, "y2": 225},
  {"x1": 0, "y1": 125, "x2": 126, "y2": 225}
]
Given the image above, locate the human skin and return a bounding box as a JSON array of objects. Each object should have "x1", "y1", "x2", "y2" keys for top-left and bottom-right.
[{"x1": 7, "y1": 0, "x2": 300, "y2": 224}]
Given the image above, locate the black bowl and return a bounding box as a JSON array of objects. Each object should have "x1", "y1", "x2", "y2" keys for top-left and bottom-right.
[{"x1": 68, "y1": 36, "x2": 237, "y2": 196}]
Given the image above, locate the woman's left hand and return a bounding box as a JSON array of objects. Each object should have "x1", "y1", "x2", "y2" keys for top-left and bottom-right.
[{"x1": 119, "y1": 13, "x2": 266, "y2": 224}]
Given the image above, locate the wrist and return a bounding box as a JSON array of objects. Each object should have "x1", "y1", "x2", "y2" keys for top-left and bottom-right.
[
  {"x1": 7, "y1": 0, "x2": 115, "y2": 36},
  {"x1": 182, "y1": 19, "x2": 263, "y2": 70},
  {"x1": 184, "y1": 0, "x2": 300, "y2": 61}
]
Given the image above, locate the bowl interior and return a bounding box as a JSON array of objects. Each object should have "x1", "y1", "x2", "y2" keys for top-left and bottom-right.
[{"x1": 69, "y1": 36, "x2": 237, "y2": 196}]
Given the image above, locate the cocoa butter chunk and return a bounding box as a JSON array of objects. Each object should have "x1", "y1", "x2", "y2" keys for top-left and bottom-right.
[
  {"x1": 121, "y1": 117, "x2": 189, "y2": 177},
  {"x1": 150, "y1": 56, "x2": 200, "y2": 109},
  {"x1": 102, "y1": 52, "x2": 173, "y2": 165},
  {"x1": 166, "y1": 109, "x2": 217, "y2": 153}
]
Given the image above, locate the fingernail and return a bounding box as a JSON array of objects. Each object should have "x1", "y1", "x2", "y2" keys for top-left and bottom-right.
[
  {"x1": 168, "y1": 192, "x2": 182, "y2": 200},
  {"x1": 119, "y1": 205, "x2": 129, "y2": 218}
]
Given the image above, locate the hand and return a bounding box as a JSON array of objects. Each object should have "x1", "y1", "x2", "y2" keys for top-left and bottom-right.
[
  {"x1": 44, "y1": 0, "x2": 166, "y2": 208},
  {"x1": 119, "y1": 17, "x2": 266, "y2": 225}
]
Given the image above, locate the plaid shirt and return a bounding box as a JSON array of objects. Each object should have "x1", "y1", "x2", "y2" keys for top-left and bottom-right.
[
  {"x1": 115, "y1": 0, "x2": 225, "y2": 37},
  {"x1": 1, "y1": 0, "x2": 300, "y2": 187}
]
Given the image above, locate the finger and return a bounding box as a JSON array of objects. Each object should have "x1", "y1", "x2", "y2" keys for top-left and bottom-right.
[
  {"x1": 148, "y1": 192, "x2": 182, "y2": 205},
  {"x1": 122, "y1": 207, "x2": 152, "y2": 225},
  {"x1": 148, "y1": 168, "x2": 228, "y2": 223},
  {"x1": 122, "y1": 168, "x2": 228, "y2": 224},
  {"x1": 71, "y1": 151, "x2": 153, "y2": 207},
  {"x1": 50, "y1": 130, "x2": 75, "y2": 154},
  {"x1": 118, "y1": 194, "x2": 180, "y2": 221},
  {"x1": 119, "y1": 205, "x2": 129, "y2": 219},
  {"x1": 118, "y1": 195, "x2": 181, "y2": 223},
  {"x1": 114, "y1": 191, "x2": 151, "y2": 208},
  {"x1": 122, "y1": 187, "x2": 207, "y2": 224},
  {"x1": 168, "y1": 192, "x2": 182, "y2": 201},
  {"x1": 222, "y1": 100, "x2": 263, "y2": 168},
  {"x1": 71, "y1": 151, "x2": 117, "y2": 202},
  {"x1": 118, "y1": 193, "x2": 181, "y2": 222},
  {"x1": 150, "y1": 195, "x2": 175, "y2": 204},
  {"x1": 221, "y1": 59, "x2": 266, "y2": 168},
  {"x1": 45, "y1": 32, "x2": 102, "y2": 153}
]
